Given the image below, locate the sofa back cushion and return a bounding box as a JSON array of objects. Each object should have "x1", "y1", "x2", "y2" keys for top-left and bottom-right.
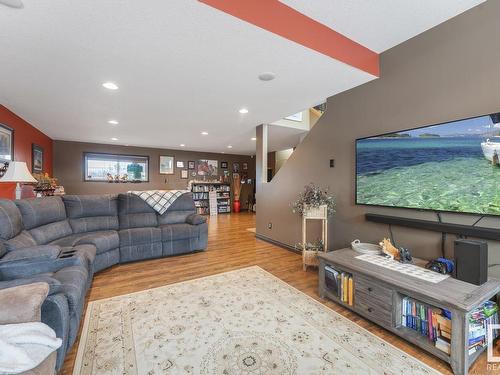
[
  {"x1": 0, "y1": 200, "x2": 23, "y2": 257},
  {"x1": 0, "y1": 200, "x2": 23, "y2": 240},
  {"x1": 157, "y1": 193, "x2": 196, "y2": 225},
  {"x1": 15, "y1": 197, "x2": 72, "y2": 245},
  {"x1": 62, "y1": 195, "x2": 119, "y2": 233},
  {"x1": 118, "y1": 193, "x2": 158, "y2": 229}
]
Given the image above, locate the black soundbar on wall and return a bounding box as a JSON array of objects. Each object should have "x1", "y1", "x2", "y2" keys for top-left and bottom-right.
[{"x1": 365, "y1": 213, "x2": 500, "y2": 241}]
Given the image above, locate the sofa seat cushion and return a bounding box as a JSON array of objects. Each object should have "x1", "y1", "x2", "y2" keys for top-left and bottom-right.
[
  {"x1": 160, "y1": 223, "x2": 203, "y2": 241},
  {"x1": 119, "y1": 227, "x2": 161, "y2": 246},
  {"x1": 50, "y1": 231, "x2": 119, "y2": 255}
]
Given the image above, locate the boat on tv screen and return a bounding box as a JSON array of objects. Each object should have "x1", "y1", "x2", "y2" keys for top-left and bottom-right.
[{"x1": 356, "y1": 113, "x2": 500, "y2": 215}]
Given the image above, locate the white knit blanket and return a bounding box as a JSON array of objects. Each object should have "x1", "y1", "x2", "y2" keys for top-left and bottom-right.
[
  {"x1": 0, "y1": 322, "x2": 61, "y2": 374},
  {"x1": 129, "y1": 190, "x2": 189, "y2": 215}
]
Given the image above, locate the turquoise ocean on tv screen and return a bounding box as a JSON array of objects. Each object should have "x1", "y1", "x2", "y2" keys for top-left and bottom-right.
[{"x1": 356, "y1": 115, "x2": 500, "y2": 215}]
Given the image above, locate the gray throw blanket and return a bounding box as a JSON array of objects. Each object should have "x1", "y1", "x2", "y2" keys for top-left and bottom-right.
[{"x1": 129, "y1": 190, "x2": 189, "y2": 215}]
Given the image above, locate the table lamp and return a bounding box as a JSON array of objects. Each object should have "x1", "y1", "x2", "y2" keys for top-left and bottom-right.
[{"x1": 0, "y1": 161, "x2": 37, "y2": 199}]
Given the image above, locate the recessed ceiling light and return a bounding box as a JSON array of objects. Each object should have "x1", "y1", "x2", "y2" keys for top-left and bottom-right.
[
  {"x1": 111, "y1": 137, "x2": 118, "y2": 141},
  {"x1": 239, "y1": 108, "x2": 249, "y2": 114},
  {"x1": 227, "y1": 145, "x2": 233, "y2": 149},
  {"x1": 201, "y1": 131, "x2": 208, "y2": 135},
  {"x1": 102, "y1": 82, "x2": 119, "y2": 90},
  {"x1": 258, "y1": 72, "x2": 276, "y2": 81},
  {"x1": 251, "y1": 137, "x2": 256, "y2": 141},
  {"x1": 180, "y1": 144, "x2": 185, "y2": 147},
  {"x1": 108, "y1": 120, "x2": 119, "y2": 125}
]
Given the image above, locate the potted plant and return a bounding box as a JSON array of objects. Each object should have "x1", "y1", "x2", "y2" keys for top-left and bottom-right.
[
  {"x1": 292, "y1": 183, "x2": 336, "y2": 217},
  {"x1": 296, "y1": 240, "x2": 324, "y2": 268}
]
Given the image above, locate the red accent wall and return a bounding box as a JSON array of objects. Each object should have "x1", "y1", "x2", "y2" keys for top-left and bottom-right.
[{"x1": 0, "y1": 105, "x2": 53, "y2": 199}]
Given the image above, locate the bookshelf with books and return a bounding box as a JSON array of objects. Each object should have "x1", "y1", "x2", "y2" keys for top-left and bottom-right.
[
  {"x1": 318, "y1": 248, "x2": 500, "y2": 375},
  {"x1": 401, "y1": 296, "x2": 453, "y2": 355},
  {"x1": 191, "y1": 182, "x2": 231, "y2": 215}
]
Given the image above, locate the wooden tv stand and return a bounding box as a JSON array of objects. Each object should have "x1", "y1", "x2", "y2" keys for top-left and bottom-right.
[{"x1": 318, "y1": 249, "x2": 500, "y2": 375}]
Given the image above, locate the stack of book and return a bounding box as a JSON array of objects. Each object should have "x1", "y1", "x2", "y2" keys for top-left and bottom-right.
[
  {"x1": 324, "y1": 266, "x2": 353, "y2": 306},
  {"x1": 468, "y1": 300, "x2": 499, "y2": 356},
  {"x1": 401, "y1": 297, "x2": 452, "y2": 354}
]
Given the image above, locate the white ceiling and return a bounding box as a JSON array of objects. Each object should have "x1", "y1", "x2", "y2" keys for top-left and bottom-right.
[
  {"x1": 280, "y1": 0, "x2": 485, "y2": 53},
  {"x1": 0, "y1": 0, "x2": 484, "y2": 155}
]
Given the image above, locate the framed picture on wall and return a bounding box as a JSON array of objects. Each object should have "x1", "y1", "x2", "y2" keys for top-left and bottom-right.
[
  {"x1": 0, "y1": 124, "x2": 14, "y2": 163},
  {"x1": 221, "y1": 161, "x2": 228, "y2": 169},
  {"x1": 233, "y1": 162, "x2": 240, "y2": 172},
  {"x1": 197, "y1": 159, "x2": 218, "y2": 176},
  {"x1": 180, "y1": 169, "x2": 188, "y2": 179},
  {"x1": 32, "y1": 144, "x2": 44, "y2": 173},
  {"x1": 159, "y1": 156, "x2": 174, "y2": 174},
  {"x1": 176, "y1": 160, "x2": 185, "y2": 168},
  {"x1": 243, "y1": 162, "x2": 248, "y2": 170},
  {"x1": 188, "y1": 161, "x2": 195, "y2": 169}
]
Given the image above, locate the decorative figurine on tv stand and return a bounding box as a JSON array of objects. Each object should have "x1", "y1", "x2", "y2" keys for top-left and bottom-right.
[{"x1": 379, "y1": 238, "x2": 413, "y2": 264}]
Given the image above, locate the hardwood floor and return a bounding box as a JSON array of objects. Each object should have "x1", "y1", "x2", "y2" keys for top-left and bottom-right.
[{"x1": 62, "y1": 212, "x2": 494, "y2": 374}]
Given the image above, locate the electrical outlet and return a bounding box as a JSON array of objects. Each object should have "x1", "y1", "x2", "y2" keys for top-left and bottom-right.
[
  {"x1": 268, "y1": 222, "x2": 272, "y2": 229},
  {"x1": 330, "y1": 159, "x2": 335, "y2": 168}
]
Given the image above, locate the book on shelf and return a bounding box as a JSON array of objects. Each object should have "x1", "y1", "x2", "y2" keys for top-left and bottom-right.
[
  {"x1": 327, "y1": 267, "x2": 353, "y2": 307},
  {"x1": 467, "y1": 300, "x2": 499, "y2": 356},
  {"x1": 191, "y1": 182, "x2": 231, "y2": 214},
  {"x1": 401, "y1": 296, "x2": 452, "y2": 354}
]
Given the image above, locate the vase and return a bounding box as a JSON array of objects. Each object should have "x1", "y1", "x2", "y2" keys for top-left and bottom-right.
[{"x1": 233, "y1": 199, "x2": 241, "y2": 213}]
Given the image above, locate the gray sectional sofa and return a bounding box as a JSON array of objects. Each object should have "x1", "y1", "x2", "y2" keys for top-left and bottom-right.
[{"x1": 0, "y1": 192, "x2": 208, "y2": 369}]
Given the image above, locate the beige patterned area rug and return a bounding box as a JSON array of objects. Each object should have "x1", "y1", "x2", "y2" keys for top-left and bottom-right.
[{"x1": 74, "y1": 266, "x2": 440, "y2": 375}]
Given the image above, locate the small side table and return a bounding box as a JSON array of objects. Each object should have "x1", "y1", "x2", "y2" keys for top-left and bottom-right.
[{"x1": 302, "y1": 204, "x2": 328, "y2": 270}]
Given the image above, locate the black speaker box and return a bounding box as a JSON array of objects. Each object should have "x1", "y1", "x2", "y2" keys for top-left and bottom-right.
[{"x1": 454, "y1": 239, "x2": 488, "y2": 286}]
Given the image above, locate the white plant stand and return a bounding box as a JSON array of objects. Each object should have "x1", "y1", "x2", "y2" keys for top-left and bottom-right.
[{"x1": 302, "y1": 204, "x2": 328, "y2": 271}]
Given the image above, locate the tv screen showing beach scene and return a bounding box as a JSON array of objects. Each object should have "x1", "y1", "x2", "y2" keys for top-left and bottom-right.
[{"x1": 356, "y1": 113, "x2": 500, "y2": 215}]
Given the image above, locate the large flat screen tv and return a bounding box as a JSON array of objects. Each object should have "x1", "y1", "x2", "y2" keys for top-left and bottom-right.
[{"x1": 356, "y1": 112, "x2": 500, "y2": 216}]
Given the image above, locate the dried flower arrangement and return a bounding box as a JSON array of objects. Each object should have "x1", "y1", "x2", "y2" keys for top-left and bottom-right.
[
  {"x1": 291, "y1": 183, "x2": 336, "y2": 217},
  {"x1": 232, "y1": 173, "x2": 242, "y2": 201}
]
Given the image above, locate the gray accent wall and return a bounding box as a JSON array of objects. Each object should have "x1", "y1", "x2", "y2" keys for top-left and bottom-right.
[
  {"x1": 256, "y1": 1, "x2": 500, "y2": 275},
  {"x1": 54, "y1": 141, "x2": 255, "y2": 208}
]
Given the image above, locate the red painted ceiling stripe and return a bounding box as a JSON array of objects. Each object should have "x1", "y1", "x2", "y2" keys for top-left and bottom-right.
[{"x1": 199, "y1": 0, "x2": 379, "y2": 77}]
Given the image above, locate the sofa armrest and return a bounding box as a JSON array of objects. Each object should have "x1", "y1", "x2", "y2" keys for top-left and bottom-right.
[
  {"x1": 0, "y1": 282, "x2": 49, "y2": 324},
  {"x1": 0, "y1": 255, "x2": 87, "y2": 280},
  {"x1": 186, "y1": 213, "x2": 207, "y2": 225},
  {"x1": 0, "y1": 245, "x2": 61, "y2": 263},
  {"x1": 0, "y1": 277, "x2": 61, "y2": 295}
]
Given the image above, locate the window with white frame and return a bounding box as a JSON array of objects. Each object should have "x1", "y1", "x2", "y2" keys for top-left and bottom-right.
[{"x1": 84, "y1": 153, "x2": 149, "y2": 182}]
